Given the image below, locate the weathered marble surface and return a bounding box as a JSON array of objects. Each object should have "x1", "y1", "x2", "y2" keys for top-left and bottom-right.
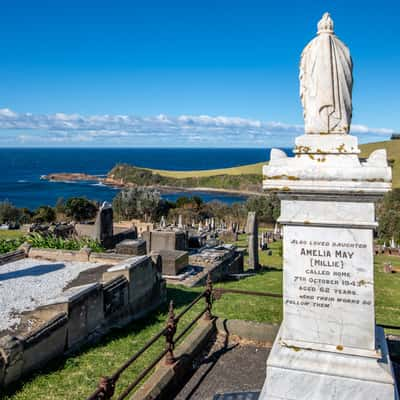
[
  {"x1": 279, "y1": 199, "x2": 376, "y2": 228},
  {"x1": 300, "y1": 13, "x2": 353, "y2": 134},
  {"x1": 260, "y1": 326, "x2": 398, "y2": 400},
  {"x1": 263, "y1": 145, "x2": 391, "y2": 193},
  {"x1": 282, "y1": 224, "x2": 375, "y2": 354},
  {"x1": 106, "y1": 255, "x2": 149, "y2": 272},
  {"x1": 295, "y1": 134, "x2": 359, "y2": 154}
]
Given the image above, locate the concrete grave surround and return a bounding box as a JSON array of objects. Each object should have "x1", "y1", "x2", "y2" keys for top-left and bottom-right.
[{"x1": 260, "y1": 12, "x2": 397, "y2": 400}]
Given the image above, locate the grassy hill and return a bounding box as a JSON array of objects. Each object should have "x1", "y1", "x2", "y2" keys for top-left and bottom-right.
[
  {"x1": 108, "y1": 140, "x2": 399, "y2": 191},
  {"x1": 149, "y1": 161, "x2": 265, "y2": 178},
  {"x1": 359, "y1": 140, "x2": 399, "y2": 187},
  {"x1": 108, "y1": 163, "x2": 263, "y2": 192}
]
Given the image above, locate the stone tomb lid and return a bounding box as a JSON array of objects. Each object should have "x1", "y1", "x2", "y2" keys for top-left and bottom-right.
[
  {"x1": 106, "y1": 255, "x2": 149, "y2": 272},
  {"x1": 151, "y1": 249, "x2": 188, "y2": 257},
  {"x1": 46, "y1": 282, "x2": 101, "y2": 305},
  {"x1": 116, "y1": 239, "x2": 145, "y2": 246}
]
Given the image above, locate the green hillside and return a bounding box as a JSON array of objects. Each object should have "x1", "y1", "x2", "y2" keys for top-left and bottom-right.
[
  {"x1": 149, "y1": 161, "x2": 265, "y2": 178},
  {"x1": 109, "y1": 140, "x2": 398, "y2": 191}
]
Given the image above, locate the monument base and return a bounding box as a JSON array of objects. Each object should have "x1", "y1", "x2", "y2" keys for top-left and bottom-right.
[{"x1": 260, "y1": 326, "x2": 398, "y2": 400}]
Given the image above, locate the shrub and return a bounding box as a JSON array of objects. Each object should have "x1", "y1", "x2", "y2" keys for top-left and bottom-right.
[
  {"x1": 245, "y1": 194, "x2": 280, "y2": 223},
  {"x1": 26, "y1": 233, "x2": 104, "y2": 252},
  {"x1": 113, "y1": 187, "x2": 171, "y2": 221},
  {"x1": 377, "y1": 189, "x2": 400, "y2": 243},
  {"x1": 0, "y1": 200, "x2": 21, "y2": 224},
  {"x1": 33, "y1": 206, "x2": 56, "y2": 223},
  {"x1": 64, "y1": 197, "x2": 98, "y2": 222},
  {"x1": 0, "y1": 237, "x2": 25, "y2": 254}
]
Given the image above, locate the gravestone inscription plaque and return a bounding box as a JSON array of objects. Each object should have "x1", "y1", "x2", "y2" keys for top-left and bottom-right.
[{"x1": 283, "y1": 225, "x2": 374, "y2": 353}]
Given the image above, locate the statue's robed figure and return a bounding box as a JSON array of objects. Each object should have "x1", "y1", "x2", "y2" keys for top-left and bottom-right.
[{"x1": 300, "y1": 12, "x2": 353, "y2": 134}]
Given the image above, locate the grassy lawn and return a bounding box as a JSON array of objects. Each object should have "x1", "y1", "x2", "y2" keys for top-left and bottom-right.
[
  {"x1": 374, "y1": 253, "x2": 400, "y2": 327},
  {"x1": 0, "y1": 230, "x2": 25, "y2": 240},
  {"x1": 147, "y1": 162, "x2": 265, "y2": 179},
  {"x1": 2, "y1": 236, "x2": 400, "y2": 399}
]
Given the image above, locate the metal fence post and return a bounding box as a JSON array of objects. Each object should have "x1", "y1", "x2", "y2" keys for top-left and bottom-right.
[
  {"x1": 97, "y1": 376, "x2": 115, "y2": 399},
  {"x1": 165, "y1": 300, "x2": 177, "y2": 365}
]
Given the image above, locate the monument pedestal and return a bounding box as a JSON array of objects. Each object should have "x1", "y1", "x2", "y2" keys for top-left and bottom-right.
[
  {"x1": 261, "y1": 134, "x2": 397, "y2": 399},
  {"x1": 261, "y1": 326, "x2": 397, "y2": 400},
  {"x1": 259, "y1": 11, "x2": 397, "y2": 400}
]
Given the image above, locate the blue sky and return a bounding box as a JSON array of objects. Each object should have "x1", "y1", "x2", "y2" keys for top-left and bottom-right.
[{"x1": 0, "y1": 0, "x2": 399, "y2": 147}]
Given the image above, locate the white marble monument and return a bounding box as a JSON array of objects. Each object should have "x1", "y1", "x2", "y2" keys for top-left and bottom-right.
[{"x1": 260, "y1": 13, "x2": 397, "y2": 400}]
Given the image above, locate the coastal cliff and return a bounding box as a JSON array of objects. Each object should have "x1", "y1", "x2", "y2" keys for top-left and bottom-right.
[{"x1": 42, "y1": 164, "x2": 264, "y2": 195}]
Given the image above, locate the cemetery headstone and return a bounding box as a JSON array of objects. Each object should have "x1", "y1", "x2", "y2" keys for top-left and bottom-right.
[
  {"x1": 246, "y1": 212, "x2": 259, "y2": 271},
  {"x1": 260, "y1": 13, "x2": 396, "y2": 399},
  {"x1": 160, "y1": 216, "x2": 166, "y2": 229},
  {"x1": 178, "y1": 214, "x2": 184, "y2": 229},
  {"x1": 94, "y1": 202, "x2": 113, "y2": 245}
]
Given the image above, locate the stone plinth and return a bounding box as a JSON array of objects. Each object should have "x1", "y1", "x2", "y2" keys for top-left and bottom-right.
[
  {"x1": 142, "y1": 230, "x2": 187, "y2": 253},
  {"x1": 263, "y1": 326, "x2": 396, "y2": 400},
  {"x1": 116, "y1": 239, "x2": 147, "y2": 256},
  {"x1": 152, "y1": 249, "x2": 189, "y2": 276}
]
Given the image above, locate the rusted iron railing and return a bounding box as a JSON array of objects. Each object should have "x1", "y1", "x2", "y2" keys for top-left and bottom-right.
[
  {"x1": 85, "y1": 274, "x2": 215, "y2": 400},
  {"x1": 213, "y1": 287, "x2": 282, "y2": 300},
  {"x1": 85, "y1": 272, "x2": 400, "y2": 400},
  {"x1": 85, "y1": 275, "x2": 285, "y2": 400}
]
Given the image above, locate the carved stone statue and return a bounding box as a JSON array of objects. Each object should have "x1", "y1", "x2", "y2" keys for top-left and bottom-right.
[{"x1": 300, "y1": 12, "x2": 353, "y2": 134}]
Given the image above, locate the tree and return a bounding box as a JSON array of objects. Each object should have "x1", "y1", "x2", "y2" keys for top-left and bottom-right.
[
  {"x1": 113, "y1": 188, "x2": 171, "y2": 221},
  {"x1": 64, "y1": 197, "x2": 98, "y2": 222},
  {"x1": 19, "y1": 208, "x2": 33, "y2": 224},
  {"x1": 377, "y1": 189, "x2": 400, "y2": 243},
  {"x1": 55, "y1": 197, "x2": 66, "y2": 214},
  {"x1": 245, "y1": 194, "x2": 280, "y2": 223},
  {"x1": 0, "y1": 201, "x2": 21, "y2": 224},
  {"x1": 33, "y1": 206, "x2": 56, "y2": 223},
  {"x1": 175, "y1": 196, "x2": 203, "y2": 210}
]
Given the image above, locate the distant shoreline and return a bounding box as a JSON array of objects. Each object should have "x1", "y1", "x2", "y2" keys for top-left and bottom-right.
[{"x1": 41, "y1": 172, "x2": 262, "y2": 197}]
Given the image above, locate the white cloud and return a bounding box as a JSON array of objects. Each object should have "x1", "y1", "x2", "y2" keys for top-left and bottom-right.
[{"x1": 0, "y1": 108, "x2": 394, "y2": 146}]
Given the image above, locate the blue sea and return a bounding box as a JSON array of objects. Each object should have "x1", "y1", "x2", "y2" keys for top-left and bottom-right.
[{"x1": 0, "y1": 148, "x2": 288, "y2": 210}]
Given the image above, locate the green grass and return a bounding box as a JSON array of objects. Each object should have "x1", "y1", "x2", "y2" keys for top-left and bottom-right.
[
  {"x1": 374, "y1": 253, "x2": 400, "y2": 328},
  {"x1": 0, "y1": 230, "x2": 24, "y2": 239},
  {"x1": 2, "y1": 236, "x2": 400, "y2": 399},
  {"x1": 149, "y1": 162, "x2": 265, "y2": 178},
  {"x1": 109, "y1": 164, "x2": 262, "y2": 192}
]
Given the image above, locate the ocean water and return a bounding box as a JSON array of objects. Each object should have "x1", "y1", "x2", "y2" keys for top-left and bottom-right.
[{"x1": 0, "y1": 148, "x2": 290, "y2": 209}]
